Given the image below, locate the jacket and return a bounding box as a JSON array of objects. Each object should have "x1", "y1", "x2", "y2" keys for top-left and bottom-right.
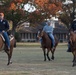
[
  {"x1": 0, "y1": 19, "x2": 9, "y2": 32},
  {"x1": 70, "y1": 21, "x2": 76, "y2": 31}
]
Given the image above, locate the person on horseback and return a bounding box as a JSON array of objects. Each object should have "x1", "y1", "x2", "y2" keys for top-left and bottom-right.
[
  {"x1": 42, "y1": 20, "x2": 55, "y2": 49},
  {"x1": 70, "y1": 19, "x2": 76, "y2": 31},
  {"x1": 0, "y1": 12, "x2": 10, "y2": 51},
  {"x1": 67, "y1": 18, "x2": 76, "y2": 52}
]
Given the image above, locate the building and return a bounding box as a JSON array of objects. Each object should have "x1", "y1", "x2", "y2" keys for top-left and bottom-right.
[{"x1": 17, "y1": 21, "x2": 68, "y2": 42}]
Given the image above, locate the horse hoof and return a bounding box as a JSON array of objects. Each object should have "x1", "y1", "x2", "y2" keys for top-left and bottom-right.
[
  {"x1": 48, "y1": 58, "x2": 51, "y2": 61},
  {"x1": 44, "y1": 59, "x2": 46, "y2": 61},
  {"x1": 7, "y1": 63, "x2": 9, "y2": 65},
  {"x1": 72, "y1": 64, "x2": 74, "y2": 67},
  {"x1": 72, "y1": 63, "x2": 75, "y2": 67},
  {"x1": 7, "y1": 61, "x2": 12, "y2": 65},
  {"x1": 51, "y1": 57, "x2": 54, "y2": 60},
  {"x1": 10, "y1": 61, "x2": 12, "y2": 64},
  {"x1": 49, "y1": 59, "x2": 51, "y2": 61}
]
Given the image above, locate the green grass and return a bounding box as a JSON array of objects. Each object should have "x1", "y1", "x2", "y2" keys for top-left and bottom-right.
[
  {"x1": 16, "y1": 42, "x2": 68, "y2": 47},
  {"x1": 16, "y1": 42, "x2": 40, "y2": 47},
  {"x1": 0, "y1": 45, "x2": 75, "y2": 75}
]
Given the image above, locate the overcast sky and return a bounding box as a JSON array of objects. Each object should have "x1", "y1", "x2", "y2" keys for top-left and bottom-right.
[
  {"x1": 24, "y1": 0, "x2": 73, "y2": 12},
  {"x1": 24, "y1": 3, "x2": 36, "y2": 13}
]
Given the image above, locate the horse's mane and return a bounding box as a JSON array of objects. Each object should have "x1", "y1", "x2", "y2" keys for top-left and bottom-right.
[
  {"x1": 42, "y1": 31, "x2": 51, "y2": 41},
  {"x1": 41, "y1": 31, "x2": 52, "y2": 48}
]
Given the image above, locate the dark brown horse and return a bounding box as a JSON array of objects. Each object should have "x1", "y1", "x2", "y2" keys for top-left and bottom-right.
[
  {"x1": 69, "y1": 30, "x2": 76, "y2": 67},
  {"x1": 37, "y1": 30, "x2": 58, "y2": 61},
  {"x1": 0, "y1": 34, "x2": 16, "y2": 65}
]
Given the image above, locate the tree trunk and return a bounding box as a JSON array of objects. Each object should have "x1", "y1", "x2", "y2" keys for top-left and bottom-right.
[{"x1": 12, "y1": 22, "x2": 17, "y2": 36}]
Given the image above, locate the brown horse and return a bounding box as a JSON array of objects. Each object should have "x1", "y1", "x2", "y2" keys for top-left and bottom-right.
[
  {"x1": 37, "y1": 30, "x2": 58, "y2": 61},
  {"x1": 0, "y1": 34, "x2": 16, "y2": 65},
  {"x1": 69, "y1": 30, "x2": 76, "y2": 67}
]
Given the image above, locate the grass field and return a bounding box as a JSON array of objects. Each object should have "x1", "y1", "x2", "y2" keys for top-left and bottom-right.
[
  {"x1": 16, "y1": 42, "x2": 68, "y2": 47},
  {"x1": 0, "y1": 44, "x2": 76, "y2": 75}
]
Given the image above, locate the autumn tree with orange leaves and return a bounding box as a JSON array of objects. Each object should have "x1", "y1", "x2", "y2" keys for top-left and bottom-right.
[
  {"x1": 29, "y1": 0, "x2": 62, "y2": 23},
  {"x1": 0, "y1": 0, "x2": 63, "y2": 33},
  {"x1": 34, "y1": 0, "x2": 62, "y2": 16}
]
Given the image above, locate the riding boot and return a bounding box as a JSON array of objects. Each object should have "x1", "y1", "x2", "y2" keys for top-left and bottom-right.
[
  {"x1": 8, "y1": 47, "x2": 10, "y2": 51},
  {"x1": 7, "y1": 46, "x2": 10, "y2": 52},
  {"x1": 52, "y1": 46, "x2": 55, "y2": 50},
  {"x1": 5, "y1": 44, "x2": 10, "y2": 52},
  {"x1": 4, "y1": 45, "x2": 10, "y2": 52}
]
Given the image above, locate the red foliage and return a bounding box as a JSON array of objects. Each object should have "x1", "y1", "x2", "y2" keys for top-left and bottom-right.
[
  {"x1": 34, "y1": 0, "x2": 49, "y2": 8},
  {"x1": 9, "y1": 2, "x2": 16, "y2": 10},
  {"x1": 8, "y1": 0, "x2": 25, "y2": 10},
  {"x1": 34, "y1": 0, "x2": 62, "y2": 15},
  {"x1": 14, "y1": 0, "x2": 23, "y2": 3}
]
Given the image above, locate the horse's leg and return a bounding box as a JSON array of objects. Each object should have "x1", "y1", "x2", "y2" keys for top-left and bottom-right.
[
  {"x1": 43, "y1": 48, "x2": 46, "y2": 61},
  {"x1": 72, "y1": 51, "x2": 76, "y2": 67},
  {"x1": 5, "y1": 50, "x2": 11, "y2": 65},
  {"x1": 5, "y1": 47, "x2": 13, "y2": 65},
  {"x1": 72, "y1": 52, "x2": 75, "y2": 62},
  {"x1": 51, "y1": 48, "x2": 55, "y2": 60},
  {"x1": 73, "y1": 55, "x2": 75, "y2": 62},
  {"x1": 9, "y1": 47, "x2": 13, "y2": 64},
  {"x1": 74, "y1": 51, "x2": 76, "y2": 66},
  {"x1": 47, "y1": 48, "x2": 51, "y2": 61}
]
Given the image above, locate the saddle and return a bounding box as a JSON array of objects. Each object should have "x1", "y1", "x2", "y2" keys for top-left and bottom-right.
[{"x1": 0, "y1": 34, "x2": 14, "y2": 50}]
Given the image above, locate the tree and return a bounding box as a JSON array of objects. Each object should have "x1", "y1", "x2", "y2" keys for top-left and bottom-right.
[
  {"x1": 59, "y1": 0, "x2": 76, "y2": 29},
  {"x1": 34, "y1": 0, "x2": 62, "y2": 17},
  {"x1": 27, "y1": 0, "x2": 62, "y2": 24},
  {"x1": 0, "y1": 0, "x2": 63, "y2": 34},
  {"x1": 0, "y1": 0, "x2": 28, "y2": 34}
]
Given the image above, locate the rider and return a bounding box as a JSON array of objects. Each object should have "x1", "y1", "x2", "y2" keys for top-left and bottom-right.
[
  {"x1": 0, "y1": 12, "x2": 10, "y2": 51},
  {"x1": 67, "y1": 18, "x2": 76, "y2": 52},
  {"x1": 42, "y1": 20, "x2": 55, "y2": 49},
  {"x1": 70, "y1": 19, "x2": 76, "y2": 31}
]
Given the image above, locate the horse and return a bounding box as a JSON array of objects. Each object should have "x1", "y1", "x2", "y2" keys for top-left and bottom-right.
[
  {"x1": 37, "y1": 30, "x2": 58, "y2": 61},
  {"x1": 69, "y1": 30, "x2": 76, "y2": 67},
  {"x1": 0, "y1": 33, "x2": 16, "y2": 65}
]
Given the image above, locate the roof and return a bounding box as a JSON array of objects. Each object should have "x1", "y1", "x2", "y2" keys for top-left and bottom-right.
[
  {"x1": 18, "y1": 21, "x2": 68, "y2": 34},
  {"x1": 54, "y1": 28, "x2": 68, "y2": 34},
  {"x1": 18, "y1": 25, "x2": 43, "y2": 33}
]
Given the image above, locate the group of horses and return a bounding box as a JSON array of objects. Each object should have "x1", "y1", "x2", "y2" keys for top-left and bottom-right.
[
  {"x1": 0, "y1": 29, "x2": 76, "y2": 67},
  {"x1": 37, "y1": 29, "x2": 76, "y2": 67}
]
